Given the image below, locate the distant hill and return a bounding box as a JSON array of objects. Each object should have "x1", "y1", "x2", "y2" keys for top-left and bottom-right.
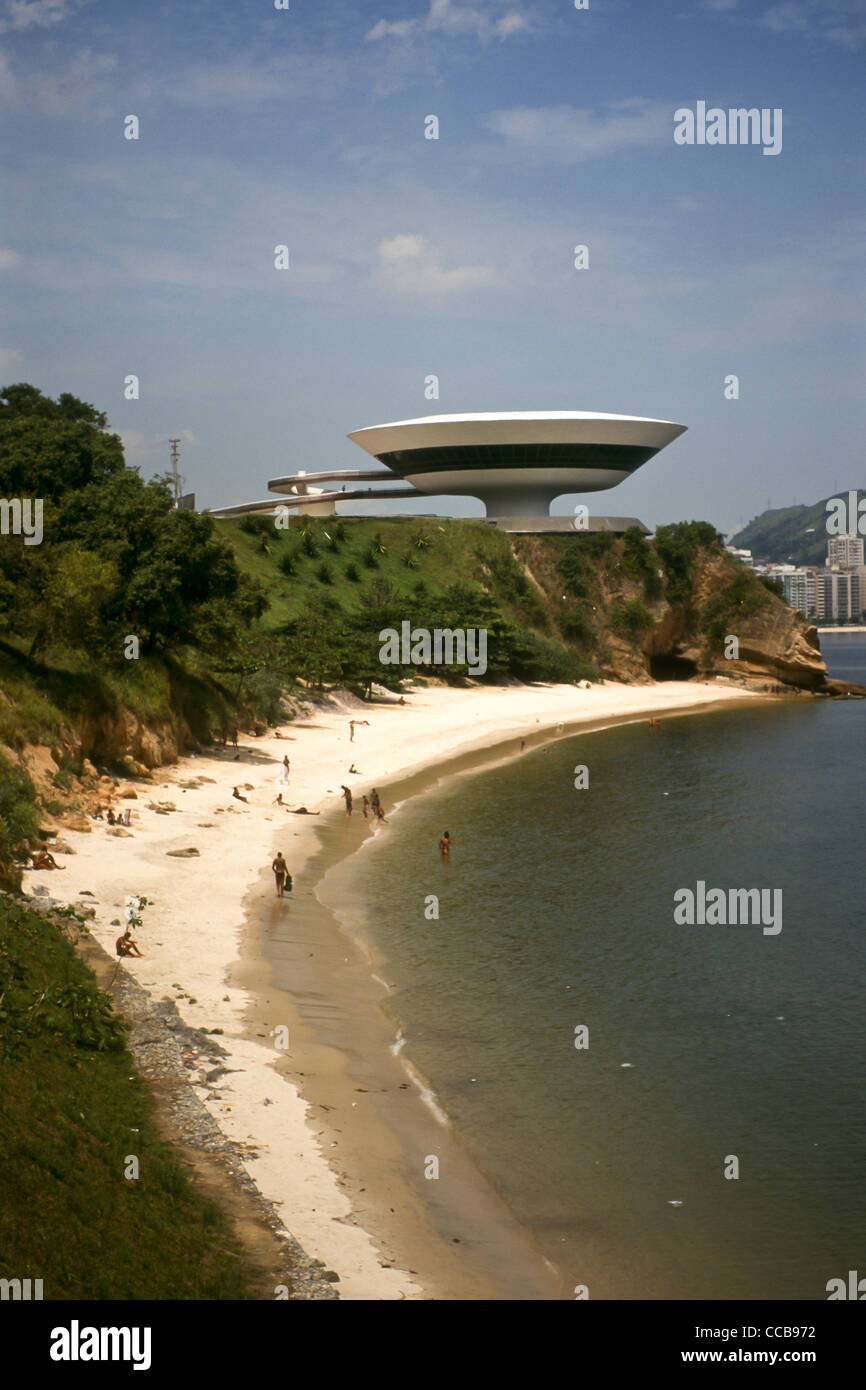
[{"x1": 731, "y1": 491, "x2": 865, "y2": 567}]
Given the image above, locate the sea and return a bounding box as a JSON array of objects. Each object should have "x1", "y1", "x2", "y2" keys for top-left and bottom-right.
[{"x1": 322, "y1": 636, "x2": 866, "y2": 1299}]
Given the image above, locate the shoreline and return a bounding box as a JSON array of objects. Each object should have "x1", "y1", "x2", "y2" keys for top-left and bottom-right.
[{"x1": 25, "y1": 678, "x2": 776, "y2": 1299}]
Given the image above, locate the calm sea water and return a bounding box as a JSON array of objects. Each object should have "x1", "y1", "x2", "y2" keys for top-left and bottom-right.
[{"x1": 340, "y1": 640, "x2": 866, "y2": 1299}]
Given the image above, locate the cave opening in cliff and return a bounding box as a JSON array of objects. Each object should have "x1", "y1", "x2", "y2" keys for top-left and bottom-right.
[{"x1": 649, "y1": 652, "x2": 699, "y2": 681}]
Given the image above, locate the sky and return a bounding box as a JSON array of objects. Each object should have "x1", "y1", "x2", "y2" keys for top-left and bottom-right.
[{"x1": 1, "y1": 0, "x2": 864, "y2": 534}]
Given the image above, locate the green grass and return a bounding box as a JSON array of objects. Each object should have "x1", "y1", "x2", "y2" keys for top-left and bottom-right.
[
  {"x1": 0, "y1": 899, "x2": 255, "y2": 1299},
  {"x1": 214, "y1": 514, "x2": 560, "y2": 636}
]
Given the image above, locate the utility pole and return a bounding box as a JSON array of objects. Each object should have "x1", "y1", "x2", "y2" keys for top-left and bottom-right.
[{"x1": 169, "y1": 438, "x2": 181, "y2": 506}]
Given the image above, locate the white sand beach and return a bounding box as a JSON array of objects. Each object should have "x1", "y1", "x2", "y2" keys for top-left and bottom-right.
[{"x1": 24, "y1": 678, "x2": 767, "y2": 1299}]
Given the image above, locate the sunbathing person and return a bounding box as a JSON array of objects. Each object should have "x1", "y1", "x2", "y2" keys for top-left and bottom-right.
[
  {"x1": 116, "y1": 931, "x2": 144, "y2": 958},
  {"x1": 31, "y1": 849, "x2": 64, "y2": 871}
]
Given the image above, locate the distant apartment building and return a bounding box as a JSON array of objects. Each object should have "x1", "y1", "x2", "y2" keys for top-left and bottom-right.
[
  {"x1": 819, "y1": 567, "x2": 864, "y2": 622},
  {"x1": 778, "y1": 567, "x2": 819, "y2": 618},
  {"x1": 827, "y1": 534, "x2": 865, "y2": 568}
]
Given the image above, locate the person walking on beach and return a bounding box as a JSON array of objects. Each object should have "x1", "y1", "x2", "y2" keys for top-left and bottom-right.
[
  {"x1": 370, "y1": 788, "x2": 380, "y2": 816},
  {"x1": 341, "y1": 785, "x2": 353, "y2": 815},
  {"x1": 362, "y1": 795, "x2": 370, "y2": 820},
  {"x1": 376, "y1": 804, "x2": 389, "y2": 824},
  {"x1": 280, "y1": 755, "x2": 290, "y2": 783},
  {"x1": 272, "y1": 851, "x2": 291, "y2": 899},
  {"x1": 439, "y1": 831, "x2": 453, "y2": 858}
]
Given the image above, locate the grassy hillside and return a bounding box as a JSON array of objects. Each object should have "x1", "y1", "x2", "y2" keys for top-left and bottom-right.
[
  {"x1": 216, "y1": 512, "x2": 550, "y2": 634},
  {"x1": 731, "y1": 490, "x2": 864, "y2": 566},
  {"x1": 0, "y1": 896, "x2": 254, "y2": 1299}
]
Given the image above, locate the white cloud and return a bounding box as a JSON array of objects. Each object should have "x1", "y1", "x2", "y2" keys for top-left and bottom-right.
[
  {"x1": 0, "y1": 247, "x2": 20, "y2": 268},
  {"x1": 1, "y1": 0, "x2": 70, "y2": 31},
  {"x1": 0, "y1": 346, "x2": 22, "y2": 369},
  {"x1": 120, "y1": 427, "x2": 199, "y2": 459},
  {"x1": 758, "y1": 0, "x2": 866, "y2": 49},
  {"x1": 366, "y1": 0, "x2": 533, "y2": 44},
  {"x1": 365, "y1": 18, "x2": 415, "y2": 41},
  {"x1": 760, "y1": 1, "x2": 811, "y2": 32},
  {"x1": 483, "y1": 100, "x2": 671, "y2": 162},
  {"x1": 376, "y1": 233, "x2": 495, "y2": 294}
]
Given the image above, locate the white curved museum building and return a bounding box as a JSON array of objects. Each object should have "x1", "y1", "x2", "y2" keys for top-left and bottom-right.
[{"x1": 210, "y1": 411, "x2": 686, "y2": 530}]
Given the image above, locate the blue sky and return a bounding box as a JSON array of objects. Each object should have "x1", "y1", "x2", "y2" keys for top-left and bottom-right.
[{"x1": 2, "y1": 0, "x2": 864, "y2": 532}]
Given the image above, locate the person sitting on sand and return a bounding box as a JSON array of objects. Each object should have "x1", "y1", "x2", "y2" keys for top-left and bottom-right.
[
  {"x1": 32, "y1": 849, "x2": 65, "y2": 871},
  {"x1": 439, "y1": 831, "x2": 453, "y2": 857},
  {"x1": 341, "y1": 785, "x2": 353, "y2": 815},
  {"x1": 232, "y1": 786, "x2": 248, "y2": 803},
  {"x1": 92, "y1": 806, "x2": 105, "y2": 820},
  {"x1": 273, "y1": 792, "x2": 285, "y2": 806},
  {"x1": 348, "y1": 763, "x2": 359, "y2": 775},
  {"x1": 106, "y1": 808, "x2": 116, "y2": 825},
  {"x1": 116, "y1": 930, "x2": 144, "y2": 958},
  {"x1": 397, "y1": 696, "x2": 406, "y2": 705},
  {"x1": 271, "y1": 851, "x2": 292, "y2": 899}
]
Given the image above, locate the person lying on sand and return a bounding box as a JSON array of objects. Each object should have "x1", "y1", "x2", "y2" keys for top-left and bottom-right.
[
  {"x1": 116, "y1": 931, "x2": 144, "y2": 958},
  {"x1": 289, "y1": 806, "x2": 320, "y2": 815},
  {"x1": 31, "y1": 849, "x2": 65, "y2": 870},
  {"x1": 232, "y1": 786, "x2": 248, "y2": 803}
]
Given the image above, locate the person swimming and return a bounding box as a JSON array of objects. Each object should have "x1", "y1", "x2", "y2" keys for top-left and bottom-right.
[{"x1": 438, "y1": 830, "x2": 453, "y2": 857}]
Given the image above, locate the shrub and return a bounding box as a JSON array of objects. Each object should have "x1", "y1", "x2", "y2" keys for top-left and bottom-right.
[
  {"x1": 0, "y1": 753, "x2": 40, "y2": 891},
  {"x1": 315, "y1": 561, "x2": 333, "y2": 585},
  {"x1": 559, "y1": 602, "x2": 593, "y2": 644},
  {"x1": 345, "y1": 562, "x2": 361, "y2": 583},
  {"x1": 654, "y1": 521, "x2": 720, "y2": 604},
  {"x1": 610, "y1": 599, "x2": 653, "y2": 643},
  {"x1": 278, "y1": 551, "x2": 296, "y2": 577}
]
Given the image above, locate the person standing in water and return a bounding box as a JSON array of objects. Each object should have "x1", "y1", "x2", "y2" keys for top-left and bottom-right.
[
  {"x1": 439, "y1": 830, "x2": 453, "y2": 858},
  {"x1": 341, "y1": 785, "x2": 353, "y2": 815},
  {"x1": 370, "y1": 788, "x2": 380, "y2": 816},
  {"x1": 272, "y1": 852, "x2": 291, "y2": 898}
]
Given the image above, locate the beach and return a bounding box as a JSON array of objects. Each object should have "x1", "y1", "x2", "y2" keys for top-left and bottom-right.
[{"x1": 26, "y1": 677, "x2": 769, "y2": 1299}]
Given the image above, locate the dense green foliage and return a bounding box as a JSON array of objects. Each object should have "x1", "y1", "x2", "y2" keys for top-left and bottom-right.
[
  {"x1": 0, "y1": 385, "x2": 265, "y2": 659},
  {"x1": 654, "y1": 521, "x2": 721, "y2": 604},
  {"x1": 0, "y1": 750, "x2": 40, "y2": 890},
  {"x1": 0, "y1": 898, "x2": 254, "y2": 1298},
  {"x1": 700, "y1": 570, "x2": 772, "y2": 645}
]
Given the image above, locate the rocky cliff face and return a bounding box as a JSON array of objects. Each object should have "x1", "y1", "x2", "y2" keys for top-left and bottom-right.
[{"x1": 635, "y1": 551, "x2": 829, "y2": 693}]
